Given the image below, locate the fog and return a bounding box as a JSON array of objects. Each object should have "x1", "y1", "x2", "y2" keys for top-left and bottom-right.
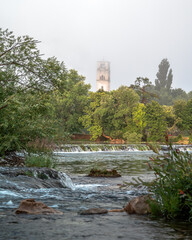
[{"x1": 1, "y1": 0, "x2": 192, "y2": 91}]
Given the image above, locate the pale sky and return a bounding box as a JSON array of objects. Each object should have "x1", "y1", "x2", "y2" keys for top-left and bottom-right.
[{"x1": 1, "y1": 0, "x2": 192, "y2": 92}]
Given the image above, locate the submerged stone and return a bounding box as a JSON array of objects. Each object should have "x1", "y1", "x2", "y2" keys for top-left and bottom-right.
[
  {"x1": 79, "y1": 208, "x2": 108, "y2": 215},
  {"x1": 15, "y1": 199, "x2": 63, "y2": 215}
]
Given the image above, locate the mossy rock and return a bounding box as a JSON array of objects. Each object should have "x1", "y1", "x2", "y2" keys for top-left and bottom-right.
[{"x1": 88, "y1": 168, "x2": 121, "y2": 177}]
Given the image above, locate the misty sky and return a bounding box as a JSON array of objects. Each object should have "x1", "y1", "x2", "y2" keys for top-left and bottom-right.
[{"x1": 1, "y1": 0, "x2": 192, "y2": 92}]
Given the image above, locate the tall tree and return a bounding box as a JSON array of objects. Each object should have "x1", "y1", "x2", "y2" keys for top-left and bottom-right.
[
  {"x1": 155, "y1": 58, "x2": 173, "y2": 91},
  {"x1": 0, "y1": 28, "x2": 90, "y2": 154}
]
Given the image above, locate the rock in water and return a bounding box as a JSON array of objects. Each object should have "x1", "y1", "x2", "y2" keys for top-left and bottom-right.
[
  {"x1": 79, "y1": 208, "x2": 108, "y2": 215},
  {"x1": 124, "y1": 195, "x2": 151, "y2": 215},
  {"x1": 15, "y1": 199, "x2": 63, "y2": 215},
  {"x1": 88, "y1": 168, "x2": 121, "y2": 177}
]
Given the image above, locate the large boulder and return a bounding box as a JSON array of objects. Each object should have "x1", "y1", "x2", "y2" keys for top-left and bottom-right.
[
  {"x1": 15, "y1": 199, "x2": 63, "y2": 215},
  {"x1": 124, "y1": 195, "x2": 151, "y2": 215}
]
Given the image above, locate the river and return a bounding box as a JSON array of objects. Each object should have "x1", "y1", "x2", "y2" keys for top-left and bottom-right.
[{"x1": 0, "y1": 145, "x2": 192, "y2": 239}]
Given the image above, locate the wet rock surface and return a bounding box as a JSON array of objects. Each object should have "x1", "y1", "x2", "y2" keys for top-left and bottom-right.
[
  {"x1": 0, "y1": 166, "x2": 65, "y2": 189},
  {"x1": 79, "y1": 208, "x2": 108, "y2": 215},
  {"x1": 15, "y1": 199, "x2": 63, "y2": 215},
  {"x1": 0, "y1": 166, "x2": 59, "y2": 179},
  {"x1": 124, "y1": 195, "x2": 151, "y2": 215},
  {"x1": 0, "y1": 153, "x2": 25, "y2": 167}
]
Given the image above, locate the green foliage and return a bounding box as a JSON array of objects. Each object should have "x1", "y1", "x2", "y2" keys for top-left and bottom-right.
[
  {"x1": 182, "y1": 99, "x2": 192, "y2": 133},
  {"x1": 1, "y1": 28, "x2": 192, "y2": 152},
  {"x1": 132, "y1": 103, "x2": 147, "y2": 140},
  {"x1": 24, "y1": 170, "x2": 34, "y2": 177},
  {"x1": 189, "y1": 135, "x2": 192, "y2": 144},
  {"x1": 25, "y1": 154, "x2": 56, "y2": 168},
  {"x1": 145, "y1": 101, "x2": 167, "y2": 142},
  {"x1": 123, "y1": 132, "x2": 142, "y2": 143},
  {"x1": 171, "y1": 88, "x2": 188, "y2": 102},
  {"x1": 149, "y1": 148, "x2": 192, "y2": 221},
  {"x1": 155, "y1": 58, "x2": 173, "y2": 91},
  {"x1": 0, "y1": 28, "x2": 90, "y2": 155},
  {"x1": 52, "y1": 70, "x2": 90, "y2": 136},
  {"x1": 80, "y1": 86, "x2": 140, "y2": 140},
  {"x1": 0, "y1": 91, "x2": 55, "y2": 155},
  {"x1": 130, "y1": 77, "x2": 157, "y2": 104}
]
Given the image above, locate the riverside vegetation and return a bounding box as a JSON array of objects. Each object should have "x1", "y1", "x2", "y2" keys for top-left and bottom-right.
[
  {"x1": 1, "y1": 28, "x2": 192, "y2": 158},
  {"x1": 1, "y1": 28, "x2": 192, "y2": 222},
  {"x1": 134, "y1": 146, "x2": 192, "y2": 222}
]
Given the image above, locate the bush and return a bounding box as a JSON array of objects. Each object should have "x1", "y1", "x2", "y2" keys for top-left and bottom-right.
[
  {"x1": 148, "y1": 147, "x2": 192, "y2": 221},
  {"x1": 25, "y1": 154, "x2": 56, "y2": 168},
  {"x1": 123, "y1": 132, "x2": 142, "y2": 143}
]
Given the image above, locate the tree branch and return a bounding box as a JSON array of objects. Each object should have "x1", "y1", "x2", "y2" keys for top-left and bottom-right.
[{"x1": 0, "y1": 104, "x2": 8, "y2": 110}]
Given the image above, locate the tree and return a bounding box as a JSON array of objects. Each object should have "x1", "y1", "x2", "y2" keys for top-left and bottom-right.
[
  {"x1": 171, "y1": 88, "x2": 188, "y2": 102},
  {"x1": 80, "y1": 86, "x2": 140, "y2": 140},
  {"x1": 145, "y1": 101, "x2": 167, "y2": 142},
  {"x1": 188, "y1": 91, "x2": 192, "y2": 100},
  {"x1": 181, "y1": 99, "x2": 192, "y2": 133},
  {"x1": 52, "y1": 69, "x2": 90, "y2": 137},
  {"x1": 0, "y1": 90, "x2": 55, "y2": 155},
  {"x1": 0, "y1": 28, "x2": 47, "y2": 91},
  {"x1": 132, "y1": 103, "x2": 147, "y2": 141},
  {"x1": 0, "y1": 28, "x2": 90, "y2": 154},
  {"x1": 155, "y1": 58, "x2": 173, "y2": 91},
  {"x1": 130, "y1": 77, "x2": 157, "y2": 104},
  {"x1": 80, "y1": 91, "x2": 108, "y2": 140},
  {"x1": 173, "y1": 100, "x2": 187, "y2": 130}
]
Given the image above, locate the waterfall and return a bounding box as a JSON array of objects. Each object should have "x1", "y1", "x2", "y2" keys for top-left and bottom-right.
[
  {"x1": 58, "y1": 171, "x2": 104, "y2": 191},
  {"x1": 58, "y1": 172, "x2": 76, "y2": 191},
  {"x1": 53, "y1": 144, "x2": 192, "y2": 154},
  {"x1": 54, "y1": 144, "x2": 151, "y2": 154}
]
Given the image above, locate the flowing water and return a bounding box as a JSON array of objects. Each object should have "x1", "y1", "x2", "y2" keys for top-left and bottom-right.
[{"x1": 1, "y1": 145, "x2": 192, "y2": 239}]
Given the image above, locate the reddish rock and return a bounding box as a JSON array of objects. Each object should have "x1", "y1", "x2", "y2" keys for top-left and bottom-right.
[
  {"x1": 124, "y1": 195, "x2": 151, "y2": 215},
  {"x1": 15, "y1": 199, "x2": 63, "y2": 215},
  {"x1": 79, "y1": 208, "x2": 108, "y2": 215}
]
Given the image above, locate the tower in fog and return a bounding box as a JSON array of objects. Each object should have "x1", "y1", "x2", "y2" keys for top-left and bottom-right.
[{"x1": 96, "y1": 61, "x2": 110, "y2": 91}]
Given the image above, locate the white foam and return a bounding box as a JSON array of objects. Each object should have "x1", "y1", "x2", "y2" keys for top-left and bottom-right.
[
  {"x1": 0, "y1": 190, "x2": 23, "y2": 198},
  {"x1": 73, "y1": 184, "x2": 104, "y2": 191}
]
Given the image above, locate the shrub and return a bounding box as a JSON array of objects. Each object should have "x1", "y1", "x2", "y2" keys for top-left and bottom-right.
[
  {"x1": 148, "y1": 147, "x2": 192, "y2": 221},
  {"x1": 25, "y1": 154, "x2": 56, "y2": 168},
  {"x1": 123, "y1": 132, "x2": 142, "y2": 143}
]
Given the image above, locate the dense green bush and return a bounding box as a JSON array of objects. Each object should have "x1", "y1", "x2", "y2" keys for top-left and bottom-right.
[{"x1": 148, "y1": 147, "x2": 192, "y2": 221}]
